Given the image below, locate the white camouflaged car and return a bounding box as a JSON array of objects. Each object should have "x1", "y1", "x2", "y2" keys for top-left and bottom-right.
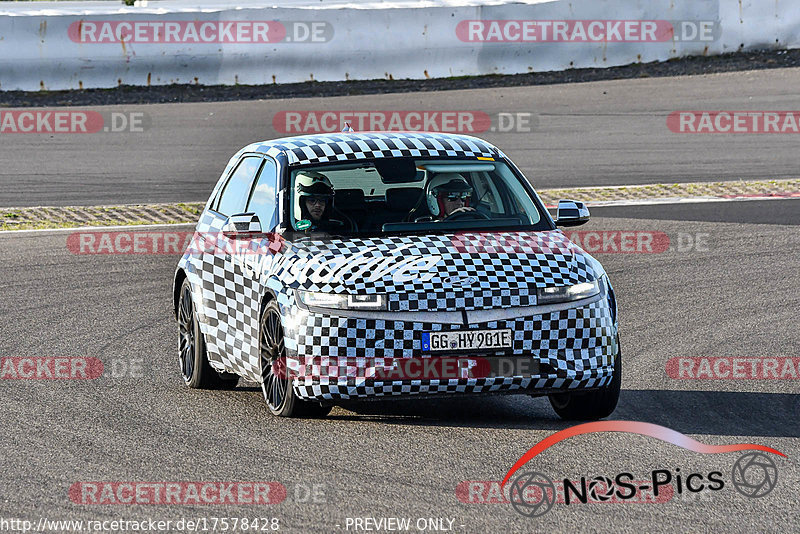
[{"x1": 173, "y1": 131, "x2": 620, "y2": 418}]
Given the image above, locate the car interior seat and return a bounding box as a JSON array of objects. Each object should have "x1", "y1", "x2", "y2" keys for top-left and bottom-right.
[{"x1": 365, "y1": 187, "x2": 423, "y2": 230}]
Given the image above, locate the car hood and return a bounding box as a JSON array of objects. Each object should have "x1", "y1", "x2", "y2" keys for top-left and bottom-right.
[{"x1": 269, "y1": 230, "x2": 598, "y2": 312}]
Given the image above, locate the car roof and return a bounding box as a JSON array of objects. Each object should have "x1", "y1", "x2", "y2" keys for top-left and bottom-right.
[{"x1": 243, "y1": 131, "x2": 505, "y2": 166}]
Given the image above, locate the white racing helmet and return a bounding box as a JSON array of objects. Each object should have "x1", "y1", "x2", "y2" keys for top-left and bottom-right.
[{"x1": 425, "y1": 173, "x2": 473, "y2": 218}]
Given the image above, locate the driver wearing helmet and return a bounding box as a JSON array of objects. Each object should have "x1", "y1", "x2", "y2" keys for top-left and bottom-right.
[
  {"x1": 426, "y1": 173, "x2": 475, "y2": 220},
  {"x1": 294, "y1": 171, "x2": 337, "y2": 231}
]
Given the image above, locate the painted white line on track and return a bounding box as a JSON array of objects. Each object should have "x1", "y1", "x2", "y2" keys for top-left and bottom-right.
[
  {"x1": 545, "y1": 195, "x2": 800, "y2": 209},
  {"x1": 0, "y1": 222, "x2": 195, "y2": 235},
  {"x1": 588, "y1": 195, "x2": 800, "y2": 207}
]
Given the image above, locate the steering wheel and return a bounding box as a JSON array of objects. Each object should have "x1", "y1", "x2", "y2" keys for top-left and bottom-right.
[
  {"x1": 332, "y1": 209, "x2": 358, "y2": 233},
  {"x1": 442, "y1": 207, "x2": 491, "y2": 221}
]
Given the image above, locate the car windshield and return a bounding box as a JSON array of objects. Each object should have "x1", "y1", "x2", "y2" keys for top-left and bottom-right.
[{"x1": 288, "y1": 158, "x2": 550, "y2": 236}]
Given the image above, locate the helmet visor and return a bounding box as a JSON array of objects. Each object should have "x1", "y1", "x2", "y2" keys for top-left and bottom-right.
[
  {"x1": 442, "y1": 191, "x2": 471, "y2": 201},
  {"x1": 304, "y1": 195, "x2": 331, "y2": 206}
]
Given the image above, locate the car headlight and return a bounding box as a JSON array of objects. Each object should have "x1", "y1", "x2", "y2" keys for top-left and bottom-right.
[
  {"x1": 537, "y1": 279, "x2": 601, "y2": 304},
  {"x1": 296, "y1": 290, "x2": 387, "y2": 310}
]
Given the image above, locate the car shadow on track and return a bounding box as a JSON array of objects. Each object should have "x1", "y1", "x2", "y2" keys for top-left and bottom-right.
[
  {"x1": 247, "y1": 388, "x2": 798, "y2": 437},
  {"x1": 613, "y1": 389, "x2": 800, "y2": 438},
  {"x1": 238, "y1": 386, "x2": 799, "y2": 437}
]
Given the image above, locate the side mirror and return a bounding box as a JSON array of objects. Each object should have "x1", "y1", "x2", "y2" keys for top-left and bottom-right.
[
  {"x1": 555, "y1": 200, "x2": 590, "y2": 227},
  {"x1": 222, "y1": 213, "x2": 263, "y2": 239}
]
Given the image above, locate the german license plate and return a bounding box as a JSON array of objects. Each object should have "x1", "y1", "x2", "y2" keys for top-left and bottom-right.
[{"x1": 421, "y1": 329, "x2": 513, "y2": 352}]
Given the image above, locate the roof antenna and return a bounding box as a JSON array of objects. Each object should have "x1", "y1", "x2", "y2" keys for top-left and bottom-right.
[{"x1": 342, "y1": 122, "x2": 354, "y2": 132}]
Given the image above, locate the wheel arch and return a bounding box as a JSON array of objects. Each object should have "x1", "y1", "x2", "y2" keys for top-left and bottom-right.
[
  {"x1": 172, "y1": 268, "x2": 188, "y2": 320},
  {"x1": 259, "y1": 288, "x2": 278, "y2": 317}
]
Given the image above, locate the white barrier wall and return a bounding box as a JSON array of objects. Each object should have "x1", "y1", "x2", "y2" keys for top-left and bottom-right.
[
  {"x1": 0, "y1": 0, "x2": 796, "y2": 91},
  {"x1": 719, "y1": 0, "x2": 800, "y2": 51}
]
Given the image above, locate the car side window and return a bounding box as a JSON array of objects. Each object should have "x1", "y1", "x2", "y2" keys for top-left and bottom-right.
[
  {"x1": 215, "y1": 156, "x2": 264, "y2": 216},
  {"x1": 245, "y1": 158, "x2": 279, "y2": 231}
]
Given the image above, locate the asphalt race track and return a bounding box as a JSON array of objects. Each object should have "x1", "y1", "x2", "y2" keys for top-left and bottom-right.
[
  {"x1": 1, "y1": 67, "x2": 799, "y2": 533},
  {"x1": 0, "y1": 200, "x2": 798, "y2": 533},
  {"x1": 2, "y1": 68, "x2": 800, "y2": 207}
]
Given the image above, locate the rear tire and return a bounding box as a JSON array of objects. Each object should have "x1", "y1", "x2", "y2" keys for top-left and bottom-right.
[
  {"x1": 259, "y1": 300, "x2": 331, "y2": 418},
  {"x1": 177, "y1": 279, "x2": 240, "y2": 390},
  {"x1": 548, "y1": 345, "x2": 621, "y2": 421}
]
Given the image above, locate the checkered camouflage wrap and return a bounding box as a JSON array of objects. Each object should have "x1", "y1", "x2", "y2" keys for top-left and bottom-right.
[
  {"x1": 288, "y1": 299, "x2": 614, "y2": 400},
  {"x1": 247, "y1": 132, "x2": 504, "y2": 166},
  {"x1": 178, "y1": 211, "x2": 615, "y2": 397},
  {"x1": 175, "y1": 133, "x2": 617, "y2": 401},
  {"x1": 226, "y1": 213, "x2": 263, "y2": 234},
  {"x1": 178, "y1": 212, "x2": 263, "y2": 381},
  {"x1": 271, "y1": 232, "x2": 593, "y2": 311}
]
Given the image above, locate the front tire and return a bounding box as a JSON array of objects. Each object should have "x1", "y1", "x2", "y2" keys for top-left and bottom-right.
[
  {"x1": 259, "y1": 300, "x2": 331, "y2": 418},
  {"x1": 177, "y1": 278, "x2": 239, "y2": 389},
  {"x1": 548, "y1": 345, "x2": 621, "y2": 421}
]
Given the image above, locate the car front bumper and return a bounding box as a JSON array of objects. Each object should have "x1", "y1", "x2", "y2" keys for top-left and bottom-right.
[{"x1": 284, "y1": 293, "x2": 618, "y2": 402}]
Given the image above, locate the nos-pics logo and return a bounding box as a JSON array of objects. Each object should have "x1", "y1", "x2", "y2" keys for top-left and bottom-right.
[{"x1": 503, "y1": 421, "x2": 784, "y2": 518}]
